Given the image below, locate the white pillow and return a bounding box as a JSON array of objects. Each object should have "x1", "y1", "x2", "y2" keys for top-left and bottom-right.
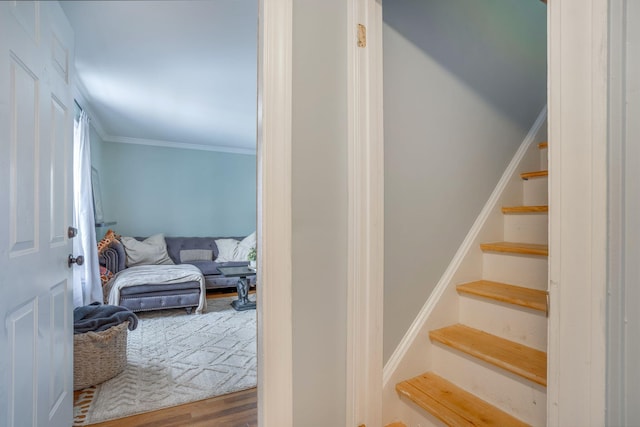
[
  {"x1": 215, "y1": 239, "x2": 240, "y2": 262},
  {"x1": 215, "y1": 232, "x2": 256, "y2": 262},
  {"x1": 236, "y1": 232, "x2": 256, "y2": 260},
  {"x1": 120, "y1": 234, "x2": 174, "y2": 267}
]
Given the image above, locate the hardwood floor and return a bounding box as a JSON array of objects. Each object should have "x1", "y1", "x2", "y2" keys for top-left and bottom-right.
[
  {"x1": 87, "y1": 388, "x2": 257, "y2": 427},
  {"x1": 76, "y1": 290, "x2": 257, "y2": 426}
]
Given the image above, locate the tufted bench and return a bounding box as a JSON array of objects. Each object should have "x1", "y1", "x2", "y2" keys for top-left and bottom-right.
[{"x1": 118, "y1": 281, "x2": 202, "y2": 314}]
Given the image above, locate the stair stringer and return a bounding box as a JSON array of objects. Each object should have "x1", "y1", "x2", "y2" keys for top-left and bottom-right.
[{"x1": 382, "y1": 107, "x2": 548, "y2": 427}]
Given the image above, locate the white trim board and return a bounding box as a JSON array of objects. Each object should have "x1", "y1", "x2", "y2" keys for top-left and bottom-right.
[
  {"x1": 103, "y1": 135, "x2": 256, "y2": 156},
  {"x1": 257, "y1": 0, "x2": 293, "y2": 426},
  {"x1": 346, "y1": 0, "x2": 385, "y2": 426},
  {"x1": 546, "y1": 0, "x2": 608, "y2": 424}
]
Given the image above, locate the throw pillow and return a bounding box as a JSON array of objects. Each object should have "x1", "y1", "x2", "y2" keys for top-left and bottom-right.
[
  {"x1": 180, "y1": 249, "x2": 213, "y2": 262},
  {"x1": 215, "y1": 232, "x2": 256, "y2": 262},
  {"x1": 235, "y1": 232, "x2": 256, "y2": 261},
  {"x1": 120, "y1": 234, "x2": 174, "y2": 267},
  {"x1": 214, "y1": 238, "x2": 240, "y2": 263},
  {"x1": 99, "y1": 265, "x2": 114, "y2": 287},
  {"x1": 97, "y1": 229, "x2": 120, "y2": 256}
]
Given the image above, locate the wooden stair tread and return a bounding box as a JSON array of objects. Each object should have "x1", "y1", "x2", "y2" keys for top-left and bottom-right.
[
  {"x1": 520, "y1": 170, "x2": 548, "y2": 180},
  {"x1": 480, "y1": 241, "x2": 548, "y2": 256},
  {"x1": 396, "y1": 372, "x2": 529, "y2": 427},
  {"x1": 501, "y1": 205, "x2": 548, "y2": 214},
  {"x1": 457, "y1": 280, "x2": 547, "y2": 312},
  {"x1": 430, "y1": 324, "x2": 547, "y2": 386},
  {"x1": 538, "y1": 141, "x2": 548, "y2": 149},
  {"x1": 384, "y1": 423, "x2": 407, "y2": 427}
]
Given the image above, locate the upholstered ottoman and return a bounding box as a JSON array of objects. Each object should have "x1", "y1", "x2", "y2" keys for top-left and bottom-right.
[{"x1": 117, "y1": 281, "x2": 202, "y2": 314}]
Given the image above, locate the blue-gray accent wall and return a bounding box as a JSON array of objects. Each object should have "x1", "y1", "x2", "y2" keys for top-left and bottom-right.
[{"x1": 92, "y1": 137, "x2": 256, "y2": 238}]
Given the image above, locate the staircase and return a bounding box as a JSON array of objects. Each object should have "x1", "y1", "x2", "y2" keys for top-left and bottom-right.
[{"x1": 394, "y1": 142, "x2": 549, "y2": 426}]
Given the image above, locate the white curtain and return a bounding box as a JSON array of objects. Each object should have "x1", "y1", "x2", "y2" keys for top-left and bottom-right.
[{"x1": 72, "y1": 111, "x2": 102, "y2": 307}]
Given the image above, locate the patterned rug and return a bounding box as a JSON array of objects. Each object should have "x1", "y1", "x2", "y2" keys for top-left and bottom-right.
[{"x1": 73, "y1": 296, "x2": 256, "y2": 425}]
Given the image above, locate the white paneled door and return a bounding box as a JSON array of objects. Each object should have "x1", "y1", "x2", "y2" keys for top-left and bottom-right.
[{"x1": 0, "y1": 2, "x2": 75, "y2": 426}]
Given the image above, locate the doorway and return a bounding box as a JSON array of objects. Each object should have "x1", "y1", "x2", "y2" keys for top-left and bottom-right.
[{"x1": 62, "y1": 1, "x2": 261, "y2": 424}]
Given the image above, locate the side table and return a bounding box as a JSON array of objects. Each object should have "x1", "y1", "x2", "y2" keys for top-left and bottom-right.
[{"x1": 216, "y1": 266, "x2": 256, "y2": 311}]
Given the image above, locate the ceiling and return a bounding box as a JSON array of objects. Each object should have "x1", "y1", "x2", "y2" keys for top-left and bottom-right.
[{"x1": 60, "y1": 0, "x2": 258, "y2": 154}]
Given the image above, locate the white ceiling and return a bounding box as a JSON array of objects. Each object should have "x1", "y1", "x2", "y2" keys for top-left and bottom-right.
[{"x1": 60, "y1": 0, "x2": 258, "y2": 154}]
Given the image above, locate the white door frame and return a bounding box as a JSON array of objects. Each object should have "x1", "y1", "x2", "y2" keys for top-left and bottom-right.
[
  {"x1": 346, "y1": 0, "x2": 385, "y2": 426},
  {"x1": 257, "y1": 1, "x2": 293, "y2": 426},
  {"x1": 546, "y1": 0, "x2": 608, "y2": 424},
  {"x1": 347, "y1": 0, "x2": 609, "y2": 426}
]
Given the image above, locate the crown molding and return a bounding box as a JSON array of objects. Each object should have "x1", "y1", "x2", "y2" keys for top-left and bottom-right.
[{"x1": 103, "y1": 135, "x2": 256, "y2": 155}]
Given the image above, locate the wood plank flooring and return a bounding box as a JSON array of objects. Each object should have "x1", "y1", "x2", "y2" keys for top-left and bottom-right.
[
  {"x1": 86, "y1": 388, "x2": 257, "y2": 427},
  {"x1": 75, "y1": 289, "x2": 257, "y2": 426}
]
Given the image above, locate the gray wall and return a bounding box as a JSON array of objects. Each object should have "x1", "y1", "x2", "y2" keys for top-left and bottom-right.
[
  {"x1": 94, "y1": 140, "x2": 256, "y2": 238},
  {"x1": 607, "y1": 0, "x2": 640, "y2": 424},
  {"x1": 383, "y1": 0, "x2": 547, "y2": 362},
  {"x1": 291, "y1": 0, "x2": 348, "y2": 425}
]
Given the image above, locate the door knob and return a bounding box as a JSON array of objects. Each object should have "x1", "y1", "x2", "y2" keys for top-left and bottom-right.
[{"x1": 68, "y1": 254, "x2": 84, "y2": 268}]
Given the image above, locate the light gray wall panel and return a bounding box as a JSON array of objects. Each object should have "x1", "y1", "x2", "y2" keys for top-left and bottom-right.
[
  {"x1": 624, "y1": 2, "x2": 640, "y2": 421},
  {"x1": 383, "y1": 0, "x2": 547, "y2": 362},
  {"x1": 608, "y1": 1, "x2": 640, "y2": 424},
  {"x1": 291, "y1": 0, "x2": 348, "y2": 424}
]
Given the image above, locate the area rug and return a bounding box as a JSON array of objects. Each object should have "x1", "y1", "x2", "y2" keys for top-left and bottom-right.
[{"x1": 73, "y1": 296, "x2": 256, "y2": 426}]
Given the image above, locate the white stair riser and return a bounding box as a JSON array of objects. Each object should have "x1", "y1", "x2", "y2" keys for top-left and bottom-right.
[
  {"x1": 431, "y1": 344, "x2": 547, "y2": 426},
  {"x1": 540, "y1": 147, "x2": 548, "y2": 170},
  {"x1": 523, "y1": 177, "x2": 548, "y2": 205},
  {"x1": 482, "y1": 253, "x2": 548, "y2": 290},
  {"x1": 459, "y1": 297, "x2": 548, "y2": 351},
  {"x1": 504, "y1": 213, "x2": 548, "y2": 245}
]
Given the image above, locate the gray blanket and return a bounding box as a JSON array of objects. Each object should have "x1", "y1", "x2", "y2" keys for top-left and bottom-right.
[{"x1": 73, "y1": 302, "x2": 138, "y2": 334}]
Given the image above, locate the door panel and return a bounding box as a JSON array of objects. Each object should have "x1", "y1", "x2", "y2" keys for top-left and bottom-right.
[
  {"x1": 1, "y1": 2, "x2": 75, "y2": 426},
  {"x1": 10, "y1": 1, "x2": 40, "y2": 45},
  {"x1": 9, "y1": 54, "x2": 39, "y2": 255},
  {"x1": 49, "y1": 96, "x2": 69, "y2": 247},
  {"x1": 6, "y1": 299, "x2": 38, "y2": 427},
  {"x1": 49, "y1": 281, "x2": 69, "y2": 413}
]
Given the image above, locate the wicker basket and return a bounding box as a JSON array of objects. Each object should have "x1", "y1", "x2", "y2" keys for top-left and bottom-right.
[{"x1": 74, "y1": 321, "x2": 129, "y2": 390}]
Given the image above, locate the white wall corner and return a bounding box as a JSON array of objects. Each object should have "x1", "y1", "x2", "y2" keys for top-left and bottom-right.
[{"x1": 381, "y1": 107, "x2": 547, "y2": 424}]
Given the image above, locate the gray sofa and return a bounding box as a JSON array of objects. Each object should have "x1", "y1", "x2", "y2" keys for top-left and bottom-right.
[{"x1": 100, "y1": 236, "x2": 256, "y2": 313}]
